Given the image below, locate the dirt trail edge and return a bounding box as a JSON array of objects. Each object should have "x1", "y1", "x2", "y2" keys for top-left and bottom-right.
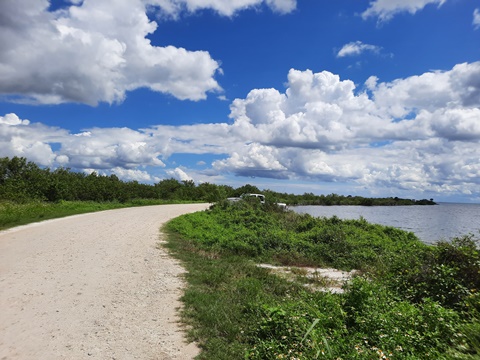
[{"x1": 0, "y1": 203, "x2": 210, "y2": 360}]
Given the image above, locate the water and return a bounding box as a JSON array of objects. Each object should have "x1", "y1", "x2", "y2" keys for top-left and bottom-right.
[{"x1": 291, "y1": 203, "x2": 480, "y2": 244}]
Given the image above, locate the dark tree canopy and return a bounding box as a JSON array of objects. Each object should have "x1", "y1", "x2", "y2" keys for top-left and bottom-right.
[{"x1": 0, "y1": 156, "x2": 435, "y2": 206}]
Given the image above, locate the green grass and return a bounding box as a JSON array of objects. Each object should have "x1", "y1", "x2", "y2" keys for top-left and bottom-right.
[
  {"x1": 165, "y1": 200, "x2": 480, "y2": 359},
  {"x1": 164, "y1": 230, "x2": 307, "y2": 359},
  {"x1": 0, "y1": 199, "x2": 191, "y2": 230},
  {"x1": 3, "y1": 198, "x2": 477, "y2": 358},
  {"x1": 167, "y1": 200, "x2": 426, "y2": 272}
]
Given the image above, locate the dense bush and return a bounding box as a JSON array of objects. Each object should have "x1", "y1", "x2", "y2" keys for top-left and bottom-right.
[
  {"x1": 387, "y1": 234, "x2": 480, "y2": 310},
  {"x1": 169, "y1": 200, "x2": 426, "y2": 271},
  {"x1": 167, "y1": 200, "x2": 480, "y2": 360}
]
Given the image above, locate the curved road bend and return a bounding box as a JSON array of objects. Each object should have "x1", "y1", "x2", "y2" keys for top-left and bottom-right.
[{"x1": 0, "y1": 203, "x2": 210, "y2": 360}]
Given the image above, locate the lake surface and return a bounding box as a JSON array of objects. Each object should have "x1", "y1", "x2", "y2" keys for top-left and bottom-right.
[{"x1": 291, "y1": 203, "x2": 480, "y2": 244}]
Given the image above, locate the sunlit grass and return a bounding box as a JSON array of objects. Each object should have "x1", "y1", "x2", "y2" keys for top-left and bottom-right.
[
  {"x1": 0, "y1": 199, "x2": 186, "y2": 230},
  {"x1": 165, "y1": 201, "x2": 480, "y2": 359}
]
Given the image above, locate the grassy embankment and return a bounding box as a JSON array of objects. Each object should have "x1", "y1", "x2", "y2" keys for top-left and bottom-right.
[
  {"x1": 165, "y1": 200, "x2": 480, "y2": 360},
  {"x1": 0, "y1": 199, "x2": 194, "y2": 231}
]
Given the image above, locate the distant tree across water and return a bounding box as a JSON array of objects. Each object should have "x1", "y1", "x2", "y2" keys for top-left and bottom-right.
[
  {"x1": 0, "y1": 156, "x2": 436, "y2": 205},
  {"x1": 274, "y1": 192, "x2": 436, "y2": 206}
]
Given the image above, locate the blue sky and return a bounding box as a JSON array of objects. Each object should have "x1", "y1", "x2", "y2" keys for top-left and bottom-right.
[{"x1": 1, "y1": 0, "x2": 480, "y2": 202}]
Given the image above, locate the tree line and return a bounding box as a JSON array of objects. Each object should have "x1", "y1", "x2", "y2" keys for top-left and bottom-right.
[
  {"x1": 270, "y1": 191, "x2": 436, "y2": 206},
  {"x1": 0, "y1": 156, "x2": 435, "y2": 205}
]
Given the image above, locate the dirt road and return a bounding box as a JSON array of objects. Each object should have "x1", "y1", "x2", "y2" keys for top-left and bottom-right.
[{"x1": 0, "y1": 204, "x2": 210, "y2": 360}]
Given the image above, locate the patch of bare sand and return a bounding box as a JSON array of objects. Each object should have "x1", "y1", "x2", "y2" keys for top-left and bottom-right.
[
  {"x1": 0, "y1": 204, "x2": 210, "y2": 360},
  {"x1": 257, "y1": 264, "x2": 359, "y2": 293}
]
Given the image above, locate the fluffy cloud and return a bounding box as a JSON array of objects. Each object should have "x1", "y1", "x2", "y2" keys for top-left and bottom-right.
[
  {"x1": 60, "y1": 127, "x2": 166, "y2": 170},
  {"x1": 362, "y1": 0, "x2": 447, "y2": 21},
  {"x1": 0, "y1": 116, "x2": 163, "y2": 174},
  {"x1": 1, "y1": 61, "x2": 479, "y2": 197},
  {"x1": 146, "y1": 123, "x2": 232, "y2": 158},
  {"x1": 0, "y1": 0, "x2": 221, "y2": 105},
  {"x1": 215, "y1": 62, "x2": 480, "y2": 195},
  {"x1": 228, "y1": 69, "x2": 384, "y2": 149},
  {"x1": 0, "y1": 113, "x2": 67, "y2": 166},
  {"x1": 336, "y1": 41, "x2": 381, "y2": 58},
  {"x1": 428, "y1": 108, "x2": 480, "y2": 141},
  {"x1": 213, "y1": 143, "x2": 288, "y2": 179},
  {"x1": 0, "y1": 0, "x2": 299, "y2": 105},
  {"x1": 0, "y1": 113, "x2": 30, "y2": 126},
  {"x1": 109, "y1": 167, "x2": 158, "y2": 182},
  {"x1": 370, "y1": 62, "x2": 480, "y2": 116},
  {"x1": 166, "y1": 167, "x2": 194, "y2": 181}
]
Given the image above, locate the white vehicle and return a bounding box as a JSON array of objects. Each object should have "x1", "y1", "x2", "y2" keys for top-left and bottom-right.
[
  {"x1": 243, "y1": 193, "x2": 265, "y2": 204},
  {"x1": 227, "y1": 193, "x2": 265, "y2": 204},
  {"x1": 226, "y1": 193, "x2": 288, "y2": 209}
]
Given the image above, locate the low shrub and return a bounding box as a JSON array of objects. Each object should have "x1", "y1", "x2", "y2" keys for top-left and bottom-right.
[
  {"x1": 166, "y1": 200, "x2": 480, "y2": 359},
  {"x1": 169, "y1": 201, "x2": 427, "y2": 271},
  {"x1": 344, "y1": 277, "x2": 460, "y2": 358},
  {"x1": 387, "y1": 234, "x2": 480, "y2": 310}
]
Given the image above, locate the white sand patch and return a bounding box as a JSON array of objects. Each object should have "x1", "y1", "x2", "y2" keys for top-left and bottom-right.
[{"x1": 257, "y1": 264, "x2": 359, "y2": 294}]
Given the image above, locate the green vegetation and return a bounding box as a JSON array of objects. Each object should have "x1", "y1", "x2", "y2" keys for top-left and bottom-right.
[
  {"x1": 0, "y1": 156, "x2": 474, "y2": 358},
  {"x1": 0, "y1": 156, "x2": 230, "y2": 203},
  {"x1": 166, "y1": 200, "x2": 479, "y2": 359},
  {"x1": 263, "y1": 190, "x2": 436, "y2": 206},
  {"x1": 0, "y1": 155, "x2": 433, "y2": 232},
  {"x1": 0, "y1": 156, "x2": 434, "y2": 206},
  {"x1": 0, "y1": 199, "x2": 180, "y2": 230}
]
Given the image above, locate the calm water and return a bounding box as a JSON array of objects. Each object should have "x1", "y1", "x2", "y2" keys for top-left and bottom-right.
[{"x1": 291, "y1": 203, "x2": 480, "y2": 244}]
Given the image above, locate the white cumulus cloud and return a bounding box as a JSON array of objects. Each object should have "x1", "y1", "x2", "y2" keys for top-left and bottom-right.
[
  {"x1": 60, "y1": 127, "x2": 166, "y2": 169},
  {"x1": 0, "y1": 113, "x2": 30, "y2": 126},
  {"x1": 0, "y1": 0, "x2": 298, "y2": 105},
  {"x1": 0, "y1": 113, "x2": 67, "y2": 166},
  {"x1": 166, "y1": 167, "x2": 194, "y2": 181},
  {"x1": 215, "y1": 62, "x2": 480, "y2": 195},
  {"x1": 1, "y1": 61, "x2": 480, "y2": 198},
  {"x1": 370, "y1": 62, "x2": 480, "y2": 117},
  {"x1": 110, "y1": 167, "x2": 157, "y2": 182},
  {"x1": 0, "y1": 0, "x2": 221, "y2": 105},
  {"x1": 0, "y1": 117, "x2": 165, "y2": 171}
]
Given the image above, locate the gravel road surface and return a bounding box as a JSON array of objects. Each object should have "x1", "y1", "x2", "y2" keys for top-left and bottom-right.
[{"x1": 0, "y1": 204, "x2": 210, "y2": 360}]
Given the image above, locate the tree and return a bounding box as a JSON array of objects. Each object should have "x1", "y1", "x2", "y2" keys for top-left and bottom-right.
[
  {"x1": 233, "y1": 184, "x2": 261, "y2": 197},
  {"x1": 155, "y1": 178, "x2": 182, "y2": 200}
]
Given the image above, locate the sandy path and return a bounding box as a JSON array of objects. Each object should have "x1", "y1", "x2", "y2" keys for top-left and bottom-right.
[{"x1": 0, "y1": 204, "x2": 210, "y2": 360}]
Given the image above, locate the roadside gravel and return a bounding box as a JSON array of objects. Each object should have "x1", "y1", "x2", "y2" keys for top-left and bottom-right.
[{"x1": 0, "y1": 203, "x2": 210, "y2": 360}]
